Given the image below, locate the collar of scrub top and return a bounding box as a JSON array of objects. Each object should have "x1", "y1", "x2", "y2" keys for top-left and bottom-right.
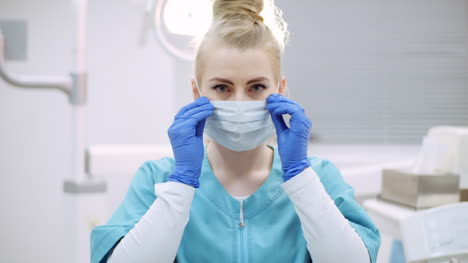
[
  {"x1": 195, "y1": 78, "x2": 281, "y2": 98},
  {"x1": 197, "y1": 144, "x2": 285, "y2": 219}
]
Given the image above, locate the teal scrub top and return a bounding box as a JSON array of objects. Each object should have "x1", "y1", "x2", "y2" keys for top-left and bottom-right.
[{"x1": 90, "y1": 145, "x2": 381, "y2": 263}]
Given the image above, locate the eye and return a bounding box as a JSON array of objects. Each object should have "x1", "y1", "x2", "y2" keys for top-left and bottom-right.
[
  {"x1": 212, "y1": 85, "x2": 229, "y2": 93},
  {"x1": 250, "y1": 84, "x2": 267, "y2": 93}
]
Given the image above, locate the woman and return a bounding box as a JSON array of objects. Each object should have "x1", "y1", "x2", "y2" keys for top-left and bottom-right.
[{"x1": 90, "y1": 0, "x2": 381, "y2": 262}]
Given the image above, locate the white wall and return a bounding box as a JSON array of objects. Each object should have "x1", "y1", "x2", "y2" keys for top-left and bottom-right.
[{"x1": 0, "y1": 0, "x2": 179, "y2": 262}]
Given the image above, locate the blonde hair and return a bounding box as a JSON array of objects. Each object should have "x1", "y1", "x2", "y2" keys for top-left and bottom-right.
[{"x1": 194, "y1": 0, "x2": 289, "y2": 83}]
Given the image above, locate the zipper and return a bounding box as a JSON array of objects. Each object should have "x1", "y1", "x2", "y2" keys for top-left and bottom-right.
[
  {"x1": 239, "y1": 200, "x2": 245, "y2": 263},
  {"x1": 239, "y1": 200, "x2": 245, "y2": 228}
]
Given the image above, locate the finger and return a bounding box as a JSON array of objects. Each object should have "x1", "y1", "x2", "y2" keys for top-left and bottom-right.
[
  {"x1": 181, "y1": 102, "x2": 214, "y2": 119},
  {"x1": 266, "y1": 101, "x2": 305, "y2": 120},
  {"x1": 171, "y1": 109, "x2": 213, "y2": 130},
  {"x1": 273, "y1": 104, "x2": 312, "y2": 134},
  {"x1": 184, "y1": 109, "x2": 214, "y2": 128},
  {"x1": 267, "y1": 102, "x2": 295, "y2": 132},
  {"x1": 175, "y1": 96, "x2": 210, "y2": 118},
  {"x1": 272, "y1": 104, "x2": 303, "y2": 118},
  {"x1": 266, "y1": 101, "x2": 300, "y2": 112},
  {"x1": 266, "y1": 93, "x2": 288, "y2": 103},
  {"x1": 270, "y1": 110, "x2": 288, "y2": 133},
  {"x1": 195, "y1": 118, "x2": 207, "y2": 137},
  {"x1": 267, "y1": 94, "x2": 304, "y2": 111}
]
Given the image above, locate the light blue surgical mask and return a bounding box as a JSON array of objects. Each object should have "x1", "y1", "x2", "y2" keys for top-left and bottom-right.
[{"x1": 195, "y1": 79, "x2": 279, "y2": 152}]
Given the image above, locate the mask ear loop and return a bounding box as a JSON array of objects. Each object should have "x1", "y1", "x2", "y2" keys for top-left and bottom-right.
[
  {"x1": 276, "y1": 80, "x2": 290, "y2": 97},
  {"x1": 195, "y1": 78, "x2": 203, "y2": 97}
]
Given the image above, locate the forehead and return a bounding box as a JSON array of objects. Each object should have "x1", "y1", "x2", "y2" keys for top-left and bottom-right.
[{"x1": 201, "y1": 45, "x2": 275, "y2": 82}]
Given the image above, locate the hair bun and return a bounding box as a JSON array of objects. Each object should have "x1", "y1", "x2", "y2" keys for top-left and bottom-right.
[
  {"x1": 209, "y1": 0, "x2": 289, "y2": 51},
  {"x1": 213, "y1": 0, "x2": 265, "y2": 24}
]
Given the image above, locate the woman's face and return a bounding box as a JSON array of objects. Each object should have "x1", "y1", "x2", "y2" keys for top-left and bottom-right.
[{"x1": 193, "y1": 46, "x2": 286, "y2": 101}]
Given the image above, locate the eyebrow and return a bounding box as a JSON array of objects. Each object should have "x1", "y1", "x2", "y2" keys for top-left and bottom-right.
[{"x1": 208, "y1": 77, "x2": 270, "y2": 85}]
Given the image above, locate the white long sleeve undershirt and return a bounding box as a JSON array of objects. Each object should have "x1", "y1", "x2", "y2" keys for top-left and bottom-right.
[
  {"x1": 282, "y1": 167, "x2": 370, "y2": 263},
  {"x1": 107, "y1": 182, "x2": 195, "y2": 263},
  {"x1": 107, "y1": 167, "x2": 370, "y2": 263}
]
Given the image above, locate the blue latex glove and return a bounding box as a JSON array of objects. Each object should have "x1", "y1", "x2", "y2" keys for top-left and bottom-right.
[
  {"x1": 266, "y1": 94, "x2": 312, "y2": 181},
  {"x1": 167, "y1": 97, "x2": 214, "y2": 188}
]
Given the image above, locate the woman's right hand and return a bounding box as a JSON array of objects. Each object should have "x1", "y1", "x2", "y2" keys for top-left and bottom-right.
[{"x1": 167, "y1": 97, "x2": 214, "y2": 188}]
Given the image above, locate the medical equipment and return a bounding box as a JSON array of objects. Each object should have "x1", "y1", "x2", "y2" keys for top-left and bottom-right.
[
  {"x1": 0, "y1": 27, "x2": 86, "y2": 105},
  {"x1": 141, "y1": 0, "x2": 285, "y2": 61},
  {"x1": 0, "y1": 1, "x2": 102, "y2": 192},
  {"x1": 0, "y1": 1, "x2": 108, "y2": 262},
  {"x1": 140, "y1": 0, "x2": 212, "y2": 60}
]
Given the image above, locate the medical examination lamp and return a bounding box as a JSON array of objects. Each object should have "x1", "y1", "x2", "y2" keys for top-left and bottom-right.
[
  {"x1": 141, "y1": 0, "x2": 213, "y2": 61},
  {"x1": 141, "y1": 0, "x2": 282, "y2": 61}
]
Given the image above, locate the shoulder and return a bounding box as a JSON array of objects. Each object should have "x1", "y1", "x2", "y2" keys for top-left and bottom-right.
[
  {"x1": 134, "y1": 157, "x2": 176, "y2": 185},
  {"x1": 308, "y1": 156, "x2": 380, "y2": 262},
  {"x1": 307, "y1": 156, "x2": 341, "y2": 178},
  {"x1": 307, "y1": 156, "x2": 354, "y2": 199}
]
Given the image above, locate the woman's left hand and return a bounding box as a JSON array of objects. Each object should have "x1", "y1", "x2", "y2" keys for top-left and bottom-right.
[{"x1": 266, "y1": 94, "x2": 312, "y2": 182}]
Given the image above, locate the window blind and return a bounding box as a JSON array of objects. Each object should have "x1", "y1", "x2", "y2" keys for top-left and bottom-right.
[{"x1": 282, "y1": 0, "x2": 468, "y2": 144}]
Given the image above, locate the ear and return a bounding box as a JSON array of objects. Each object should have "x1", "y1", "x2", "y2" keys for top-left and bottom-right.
[
  {"x1": 192, "y1": 78, "x2": 201, "y2": 100},
  {"x1": 278, "y1": 75, "x2": 287, "y2": 96}
]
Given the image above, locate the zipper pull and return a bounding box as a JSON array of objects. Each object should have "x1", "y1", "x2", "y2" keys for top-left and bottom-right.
[{"x1": 239, "y1": 200, "x2": 245, "y2": 228}]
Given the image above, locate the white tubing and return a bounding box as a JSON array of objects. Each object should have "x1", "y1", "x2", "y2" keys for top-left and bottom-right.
[
  {"x1": 71, "y1": 0, "x2": 88, "y2": 180},
  {"x1": 0, "y1": 31, "x2": 72, "y2": 94},
  {"x1": 74, "y1": 0, "x2": 87, "y2": 74}
]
